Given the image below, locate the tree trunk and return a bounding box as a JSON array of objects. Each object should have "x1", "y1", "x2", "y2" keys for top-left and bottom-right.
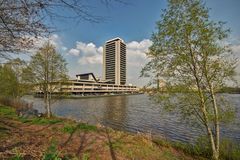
[
  {"x1": 202, "y1": 105, "x2": 218, "y2": 160},
  {"x1": 209, "y1": 83, "x2": 220, "y2": 160},
  {"x1": 203, "y1": 61, "x2": 220, "y2": 160},
  {"x1": 188, "y1": 42, "x2": 219, "y2": 160},
  {"x1": 197, "y1": 89, "x2": 218, "y2": 160},
  {"x1": 46, "y1": 92, "x2": 51, "y2": 118}
]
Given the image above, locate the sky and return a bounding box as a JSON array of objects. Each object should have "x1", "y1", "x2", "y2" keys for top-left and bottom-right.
[{"x1": 35, "y1": 0, "x2": 240, "y2": 86}]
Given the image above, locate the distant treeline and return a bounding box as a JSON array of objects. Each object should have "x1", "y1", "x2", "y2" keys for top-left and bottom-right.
[
  {"x1": 140, "y1": 87, "x2": 240, "y2": 94},
  {"x1": 218, "y1": 87, "x2": 240, "y2": 94}
]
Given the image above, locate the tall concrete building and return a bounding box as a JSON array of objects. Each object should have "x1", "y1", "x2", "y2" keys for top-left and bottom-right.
[{"x1": 103, "y1": 37, "x2": 126, "y2": 85}]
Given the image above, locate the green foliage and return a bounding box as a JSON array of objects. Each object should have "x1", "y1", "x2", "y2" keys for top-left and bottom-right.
[
  {"x1": 0, "y1": 65, "x2": 19, "y2": 98},
  {"x1": 219, "y1": 87, "x2": 240, "y2": 94},
  {"x1": 22, "y1": 42, "x2": 68, "y2": 85},
  {"x1": 43, "y1": 141, "x2": 62, "y2": 160},
  {"x1": 141, "y1": 0, "x2": 237, "y2": 158},
  {"x1": 0, "y1": 59, "x2": 29, "y2": 98},
  {"x1": 22, "y1": 42, "x2": 68, "y2": 117}
]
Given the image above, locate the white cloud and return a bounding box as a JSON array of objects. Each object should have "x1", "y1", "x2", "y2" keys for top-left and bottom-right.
[
  {"x1": 67, "y1": 39, "x2": 152, "y2": 86},
  {"x1": 231, "y1": 44, "x2": 240, "y2": 55},
  {"x1": 68, "y1": 39, "x2": 152, "y2": 66},
  {"x1": 68, "y1": 48, "x2": 80, "y2": 56},
  {"x1": 126, "y1": 39, "x2": 152, "y2": 85},
  {"x1": 78, "y1": 55, "x2": 102, "y2": 65},
  {"x1": 231, "y1": 44, "x2": 240, "y2": 82},
  {"x1": 29, "y1": 34, "x2": 67, "y2": 53},
  {"x1": 68, "y1": 41, "x2": 103, "y2": 64},
  {"x1": 127, "y1": 39, "x2": 152, "y2": 67},
  {"x1": 127, "y1": 39, "x2": 152, "y2": 51}
]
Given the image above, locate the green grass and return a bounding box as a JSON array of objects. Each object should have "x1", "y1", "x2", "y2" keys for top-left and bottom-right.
[
  {"x1": 0, "y1": 106, "x2": 18, "y2": 118},
  {"x1": 62, "y1": 123, "x2": 97, "y2": 134},
  {"x1": 153, "y1": 137, "x2": 240, "y2": 160},
  {"x1": 62, "y1": 124, "x2": 76, "y2": 134},
  {"x1": 10, "y1": 149, "x2": 23, "y2": 160},
  {"x1": 220, "y1": 138, "x2": 240, "y2": 160},
  {"x1": 0, "y1": 105, "x2": 63, "y2": 125},
  {"x1": 77, "y1": 123, "x2": 97, "y2": 132},
  {"x1": 43, "y1": 141, "x2": 61, "y2": 160},
  {"x1": 162, "y1": 150, "x2": 180, "y2": 160},
  {"x1": 153, "y1": 138, "x2": 210, "y2": 159},
  {"x1": 82, "y1": 153, "x2": 90, "y2": 160},
  {"x1": 20, "y1": 117, "x2": 63, "y2": 125},
  {"x1": 0, "y1": 124, "x2": 10, "y2": 138},
  {"x1": 1, "y1": 105, "x2": 239, "y2": 160}
]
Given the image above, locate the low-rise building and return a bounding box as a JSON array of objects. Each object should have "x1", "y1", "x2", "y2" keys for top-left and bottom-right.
[{"x1": 34, "y1": 73, "x2": 139, "y2": 96}]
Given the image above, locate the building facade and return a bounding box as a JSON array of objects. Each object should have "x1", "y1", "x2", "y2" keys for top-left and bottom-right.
[{"x1": 103, "y1": 37, "x2": 126, "y2": 85}]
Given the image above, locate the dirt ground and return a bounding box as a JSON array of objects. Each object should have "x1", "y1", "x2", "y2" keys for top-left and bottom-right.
[{"x1": 0, "y1": 108, "x2": 199, "y2": 160}]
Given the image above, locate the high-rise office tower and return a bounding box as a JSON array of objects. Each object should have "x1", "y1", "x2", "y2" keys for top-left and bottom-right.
[{"x1": 103, "y1": 37, "x2": 126, "y2": 85}]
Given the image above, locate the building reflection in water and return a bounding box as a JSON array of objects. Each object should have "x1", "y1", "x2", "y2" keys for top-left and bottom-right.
[{"x1": 102, "y1": 95, "x2": 128, "y2": 130}]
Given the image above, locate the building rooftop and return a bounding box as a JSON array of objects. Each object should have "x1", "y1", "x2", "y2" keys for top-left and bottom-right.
[
  {"x1": 76, "y1": 73, "x2": 113, "y2": 83},
  {"x1": 76, "y1": 73, "x2": 98, "y2": 82},
  {"x1": 106, "y1": 37, "x2": 124, "y2": 43}
]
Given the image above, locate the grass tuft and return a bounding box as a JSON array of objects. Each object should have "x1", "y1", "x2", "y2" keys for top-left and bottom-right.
[
  {"x1": 18, "y1": 116, "x2": 63, "y2": 125},
  {"x1": 43, "y1": 141, "x2": 61, "y2": 160},
  {"x1": 62, "y1": 123, "x2": 97, "y2": 134},
  {"x1": 0, "y1": 106, "x2": 17, "y2": 118}
]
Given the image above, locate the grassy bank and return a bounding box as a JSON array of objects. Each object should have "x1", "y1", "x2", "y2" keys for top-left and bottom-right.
[
  {"x1": 0, "y1": 105, "x2": 204, "y2": 160},
  {"x1": 0, "y1": 105, "x2": 239, "y2": 160}
]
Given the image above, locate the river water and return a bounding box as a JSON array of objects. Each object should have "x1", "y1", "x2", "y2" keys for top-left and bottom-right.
[{"x1": 23, "y1": 94, "x2": 240, "y2": 143}]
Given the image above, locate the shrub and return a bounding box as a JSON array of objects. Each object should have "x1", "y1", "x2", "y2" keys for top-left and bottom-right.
[{"x1": 0, "y1": 97, "x2": 31, "y2": 111}]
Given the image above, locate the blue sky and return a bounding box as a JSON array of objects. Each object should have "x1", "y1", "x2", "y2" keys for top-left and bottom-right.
[{"x1": 43, "y1": 0, "x2": 240, "y2": 86}]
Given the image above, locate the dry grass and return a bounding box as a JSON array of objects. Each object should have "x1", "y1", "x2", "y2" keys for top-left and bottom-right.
[{"x1": 0, "y1": 105, "x2": 202, "y2": 160}]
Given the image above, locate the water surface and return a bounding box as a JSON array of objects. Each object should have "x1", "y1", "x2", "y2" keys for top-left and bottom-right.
[{"x1": 23, "y1": 94, "x2": 240, "y2": 143}]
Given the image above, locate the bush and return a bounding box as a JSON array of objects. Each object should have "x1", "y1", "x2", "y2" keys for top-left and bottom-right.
[{"x1": 0, "y1": 97, "x2": 31, "y2": 111}]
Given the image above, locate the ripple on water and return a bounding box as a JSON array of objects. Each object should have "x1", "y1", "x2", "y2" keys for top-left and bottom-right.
[{"x1": 22, "y1": 94, "x2": 240, "y2": 143}]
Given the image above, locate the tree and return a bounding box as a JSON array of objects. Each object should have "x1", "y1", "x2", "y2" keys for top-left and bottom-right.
[
  {"x1": 0, "y1": 58, "x2": 27, "y2": 98},
  {"x1": 23, "y1": 42, "x2": 68, "y2": 118},
  {"x1": 0, "y1": 65, "x2": 19, "y2": 98},
  {"x1": 0, "y1": 0, "x2": 126, "y2": 60},
  {"x1": 141, "y1": 0, "x2": 237, "y2": 159}
]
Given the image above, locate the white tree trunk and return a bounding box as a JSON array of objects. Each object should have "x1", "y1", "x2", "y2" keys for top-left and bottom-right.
[
  {"x1": 209, "y1": 83, "x2": 220, "y2": 160},
  {"x1": 46, "y1": 92, "x2": 51, "y2": 118}
]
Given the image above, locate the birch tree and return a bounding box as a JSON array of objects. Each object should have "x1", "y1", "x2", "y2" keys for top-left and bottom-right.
[
  {"x1": 23, "y1": 42, "x2": 67, "y2": 118},
  {"x1": 141, "y1": 0, "x2": 237, "y2": 159}
]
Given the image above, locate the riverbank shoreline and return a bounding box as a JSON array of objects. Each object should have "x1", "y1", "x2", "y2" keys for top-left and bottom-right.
[
  {"x1": 33, "y1": 93, "x2": 144, "y2": 99},
  {"x1": 0, "y1": 105, "x2": 204, "y2": 160}
]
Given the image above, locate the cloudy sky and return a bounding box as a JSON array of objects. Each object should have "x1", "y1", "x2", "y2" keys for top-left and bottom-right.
[{"x1": 40, "y1": 0, "x2": 240, "y2": 86}]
